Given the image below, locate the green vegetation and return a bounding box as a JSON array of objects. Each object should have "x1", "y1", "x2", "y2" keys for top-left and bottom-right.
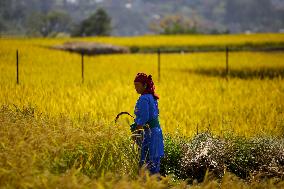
[
  {"x1": 0, "y1": 0, "x2": 283, "y2": 36},
  {"x1": 72, "y1": 8, "x2": 112, "y2": 37},
  {"x1": 161, "y1": 133, "x2": 284, "y2": 182}
]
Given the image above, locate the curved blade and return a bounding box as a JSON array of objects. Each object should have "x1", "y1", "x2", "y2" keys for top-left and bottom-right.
[{"x1": 115, "y1": 111, "x2": 134, "y2": 123}]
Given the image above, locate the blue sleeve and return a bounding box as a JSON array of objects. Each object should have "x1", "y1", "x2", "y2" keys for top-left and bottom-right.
[{"x1": 135, "y1": 98, "x2": 149, "y2": 126}]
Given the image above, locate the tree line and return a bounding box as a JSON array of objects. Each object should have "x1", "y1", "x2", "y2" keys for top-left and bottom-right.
[
  {"x1": 0, "y1": 0, "x2": 111, "y2": 37},
  {"x1": 0, "y1": 0, "x2": 283, "y2": 36}
]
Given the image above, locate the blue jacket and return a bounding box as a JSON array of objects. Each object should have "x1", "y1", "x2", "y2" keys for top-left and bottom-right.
[{"x1": 134, "y1": 94, "x2": 164, "y2": 160}]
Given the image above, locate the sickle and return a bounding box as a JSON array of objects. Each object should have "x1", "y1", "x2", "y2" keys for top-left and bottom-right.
[{"x1": 114, "y1": 111, "x2": 134, "y2": 123}]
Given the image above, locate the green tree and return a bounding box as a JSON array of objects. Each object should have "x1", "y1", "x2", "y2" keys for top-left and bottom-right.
[
  {"x1": 45, "y1": 10, "x2": 72, "y2": 36},
  {"x1": 26, "y1": 10, "x2": 72, "y2": 37},
  {"x1": 72, "y1": 8, "x2": 112, "y2": 36},
  {"x1": 149, "y1": 14, "x2": 199, "y2": 35}
]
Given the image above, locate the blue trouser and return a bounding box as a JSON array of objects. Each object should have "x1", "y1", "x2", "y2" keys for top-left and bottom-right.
[
  {"x1": 139, "y1": 130, "x2": 163, "y2": 174},
  {"x1": 140, "y1": 155, "x2": 161, "y2": 175},
  {"x1": 138, "y1": 118, "x2": 164, "y2": 175}
]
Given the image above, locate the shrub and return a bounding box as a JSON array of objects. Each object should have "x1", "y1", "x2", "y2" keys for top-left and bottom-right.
[
  {"x1": 160, "y1": 134, "x2": 185, "y2": 178},
  {"x1": 180, "y1": 132, "x2": 227, "y2": 182},
  {"x1": 161, "y1": 132, "x2": 284, "y2": 182}
]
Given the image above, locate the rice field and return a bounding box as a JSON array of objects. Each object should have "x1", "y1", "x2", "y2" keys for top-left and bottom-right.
[{"x1": 0, "y1": 34, "x2": 284, "y2": 188}]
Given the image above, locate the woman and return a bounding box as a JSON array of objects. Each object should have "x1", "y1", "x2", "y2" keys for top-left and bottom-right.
[{"x1": 130, "y1": 73, "x2": 164, "y2": 175}]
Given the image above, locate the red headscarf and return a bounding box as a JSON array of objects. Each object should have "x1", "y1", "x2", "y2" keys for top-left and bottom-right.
[{"x1": 134, "y1": 73, "x2": 159, "y2": 100}]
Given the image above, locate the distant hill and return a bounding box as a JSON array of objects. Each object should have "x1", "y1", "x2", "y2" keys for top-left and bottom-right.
[{"x1": 0, "y1": 0, "x2": 283, "y2": 36}]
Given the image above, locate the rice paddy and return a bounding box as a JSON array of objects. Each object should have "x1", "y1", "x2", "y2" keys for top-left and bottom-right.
[{"x1": 0, "y1": 34, "x2": 283, "y2": 188}]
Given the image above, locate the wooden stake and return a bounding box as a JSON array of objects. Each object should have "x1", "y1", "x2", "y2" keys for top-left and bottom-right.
[
  {"x1": 16, "y1": 50, "x2": 19, "y2": 84},
  {"x1": 226, "y1": 47, "x2": 229, "y2": 79},
  {"x1": 158, "y1": 49, "x2": 161, "y2": 82},
  {"x1": 81, "y1": 52, "x2": 84, "y2": 83}
]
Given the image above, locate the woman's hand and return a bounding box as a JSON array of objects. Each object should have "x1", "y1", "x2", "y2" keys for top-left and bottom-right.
[
  {"x1": 136, "y1": 125, "x2": 143, "y2": 130},
  {"x1": 130, "y1": 123, "x2": 137, "y2": 132},
  {"x1": 130, "y1": 123, "x2": 143, "y2": 132}
]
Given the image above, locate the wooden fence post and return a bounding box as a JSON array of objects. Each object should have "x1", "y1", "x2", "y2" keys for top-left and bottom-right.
[
  {"x1": 81, "y1": 52, "x2": 84, "y2": 83},
  {"x1": 158, "y1": 49, "x2": 161, "y2": 82},
  {"x1": 226, "y1": 46, "x2": 229, "y2": 79},
  {"x1": 16, "y1": 50, "x2": 19, "y2": 84}
]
